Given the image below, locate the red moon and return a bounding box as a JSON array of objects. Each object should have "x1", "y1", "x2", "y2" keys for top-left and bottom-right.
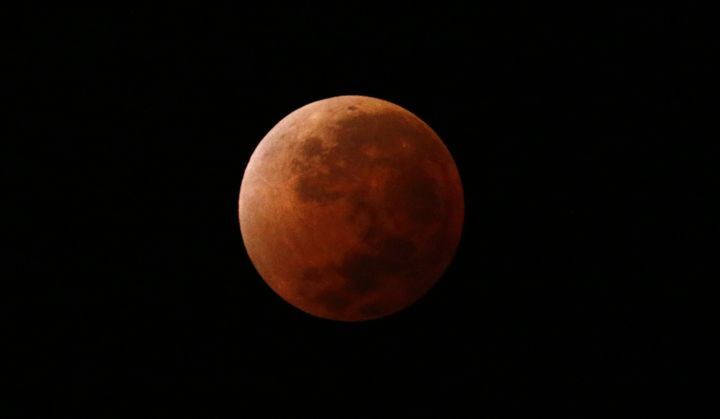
[{"x1": 239, "y1": 96, "x2": 464, "y2": 321}]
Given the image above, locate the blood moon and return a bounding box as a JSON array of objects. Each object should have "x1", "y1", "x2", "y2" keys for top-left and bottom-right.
[{"x1": 239, "y1": 96, "x2": 464, "y2": 321}]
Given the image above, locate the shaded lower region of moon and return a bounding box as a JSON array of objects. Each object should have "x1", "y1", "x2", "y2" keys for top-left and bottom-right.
[{"x1": 238, "y1": 95, "x2": 464, "y2": 321}]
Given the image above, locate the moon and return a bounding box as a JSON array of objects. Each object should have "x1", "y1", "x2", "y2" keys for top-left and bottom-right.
[{"x1": 239, "y1": 96, "x2": 464, "y2": 321}]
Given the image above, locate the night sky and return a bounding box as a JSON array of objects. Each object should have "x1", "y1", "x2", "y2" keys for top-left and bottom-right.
[{"x1": 6, "y1": 4, "x2": 705, "y2": 417}]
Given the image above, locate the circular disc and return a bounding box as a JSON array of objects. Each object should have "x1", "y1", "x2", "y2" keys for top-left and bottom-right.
[{"x1": 239, "y1": 96, "x2": 464, "y2": 321}]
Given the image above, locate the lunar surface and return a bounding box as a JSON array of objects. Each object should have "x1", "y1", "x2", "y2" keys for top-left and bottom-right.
[{"x1": 239, "y1": 96, "x2": 464, "y2": 321}]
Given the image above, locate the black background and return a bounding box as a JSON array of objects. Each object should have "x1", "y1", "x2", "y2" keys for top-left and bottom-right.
[{"x1": 5, "y1": 4, "x2": 707, "y2": 418}]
